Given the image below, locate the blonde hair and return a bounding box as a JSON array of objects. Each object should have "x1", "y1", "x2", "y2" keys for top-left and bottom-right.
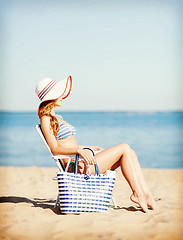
[{"x1": 38, "y1": 100, "x2": 59, "y2": 137}]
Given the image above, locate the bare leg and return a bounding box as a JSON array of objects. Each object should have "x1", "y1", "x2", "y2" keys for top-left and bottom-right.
[
  {"x1": 110, "y1": 148, "x2": 157, "y2": 210},
  {"x1": 129, "y1": 149, "x2": 157, "y2": 210},
  {"x1": 94, "y1": 144, "x2": 149, "y2": 212}
]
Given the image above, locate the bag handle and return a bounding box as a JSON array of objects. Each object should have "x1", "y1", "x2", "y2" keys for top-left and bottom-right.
[{"x1": 74, "y1": 147, "x2": 100, "y2": 175}]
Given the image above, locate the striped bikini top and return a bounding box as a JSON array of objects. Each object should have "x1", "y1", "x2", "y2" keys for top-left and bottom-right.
[{"x1": 56, "y1": 116, "x2": 76, "y2": 140}]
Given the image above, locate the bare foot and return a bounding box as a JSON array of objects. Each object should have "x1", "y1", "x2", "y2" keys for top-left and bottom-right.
[
  {"x1": 130, "y1": 193, "x2": 149, "y2": 213},
  {"x1": 145, "y1": 194, "x2": 157, "y2": 210}
]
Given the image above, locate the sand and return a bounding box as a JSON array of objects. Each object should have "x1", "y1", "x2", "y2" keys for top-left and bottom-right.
[{"x1": 0, "y1": 166, "x2": 183, "y2": 240}]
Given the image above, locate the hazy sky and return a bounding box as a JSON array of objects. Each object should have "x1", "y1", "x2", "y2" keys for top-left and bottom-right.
[{"x1": 1, "y1": 0, "x2": 182, "y2": 112}]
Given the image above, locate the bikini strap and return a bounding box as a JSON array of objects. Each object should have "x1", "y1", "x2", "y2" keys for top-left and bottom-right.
[{"x1": 58, "y1": 115, "x2": 63, "y2": 121}]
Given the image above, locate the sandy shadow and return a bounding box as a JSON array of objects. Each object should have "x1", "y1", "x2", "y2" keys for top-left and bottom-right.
[
  {"x1": 0, "y1": 196, "x2": 61, "y2": 215},
  {"x1": 108, "y1": 204, "x2": 144, "y2": 212},
  {"x1": 0, "y1": 196, "x2": 145, "y2": 214}
]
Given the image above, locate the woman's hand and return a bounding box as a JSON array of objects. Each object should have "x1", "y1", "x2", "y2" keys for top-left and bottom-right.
[
  {"x1": 77, "y1": 148, "x2": 95, "y2": 165},
  {"x1": 89, "y1": 146, "x2": 104, "y2": 151},
  {"x1": 79, "y1": 145, "x2": 104, "y2": 152}
]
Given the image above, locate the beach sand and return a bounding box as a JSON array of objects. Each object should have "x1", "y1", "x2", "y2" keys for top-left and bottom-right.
[{"x1": 0, "y1": 167, "x2": 182, "y2": 240}]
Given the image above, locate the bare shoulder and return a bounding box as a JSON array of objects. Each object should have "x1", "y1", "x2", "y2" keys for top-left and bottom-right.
[
  {"x1": 40, "y1": 115, "x2": 50, "y2": 124},
  {"x1": 40, "y1": 116, "x2": 51, "y2": 133},
  {"x1": 40, "y1": 115, "x2": 58, "y2": 149}
]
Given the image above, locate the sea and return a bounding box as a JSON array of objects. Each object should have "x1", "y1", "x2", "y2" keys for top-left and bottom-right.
[{"x1": 0, "y1": 111, "x2": 183, "y2": 169}]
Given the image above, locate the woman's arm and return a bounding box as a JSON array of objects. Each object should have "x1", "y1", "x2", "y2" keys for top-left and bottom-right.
[
  {"x1": 79, "y1": 145, "x2": 104, "y2": 151},
  {"x1": 40, "y1": 116, "x2": 79, "y2": 155},
  {"x1": 40, "y1": 116, "x2": 95, "y2": 164}
]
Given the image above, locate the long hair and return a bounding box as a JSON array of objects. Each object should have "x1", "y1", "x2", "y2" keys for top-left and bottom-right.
[{"x1": 38, "y1": 100, "x2": 59, "y2": 137}]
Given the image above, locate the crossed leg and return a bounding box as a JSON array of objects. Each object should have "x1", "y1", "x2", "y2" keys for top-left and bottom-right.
[
  {"x1": 128, "y1": 149, "x2": 157, "y2": 210},
  {"x1": 93, "y1": 143, "x2": 157, "y2": 212}
]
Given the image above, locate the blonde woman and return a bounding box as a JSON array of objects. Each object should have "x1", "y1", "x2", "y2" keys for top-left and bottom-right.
[{"x1": 35, "y1": 76, "x2": 157, "y2": 213}]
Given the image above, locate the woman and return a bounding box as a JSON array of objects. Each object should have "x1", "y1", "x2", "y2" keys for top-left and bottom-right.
[{"x1": 35, "y1": 76, "x2": 157, "y2": 213}]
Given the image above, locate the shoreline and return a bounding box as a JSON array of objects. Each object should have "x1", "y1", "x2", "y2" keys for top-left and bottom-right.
[{"x1": 0, "y1": 167, "x2": 183, "y2": 240}]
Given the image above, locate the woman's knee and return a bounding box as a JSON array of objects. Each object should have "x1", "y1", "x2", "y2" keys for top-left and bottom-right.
[
  {"x1": 119, "y1": 143, "x2": 132, "y2": 153},
  {"x1": 119, "y1": 143, "x2": 137, "y2": 160},
  {"x1": 131, "y1": 148, "x2": 137, "y2": 157}
]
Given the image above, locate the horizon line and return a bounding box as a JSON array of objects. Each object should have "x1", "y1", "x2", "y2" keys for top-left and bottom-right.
[{"x1": 0, "y1": 110, "x2": 183, "y2": 114}]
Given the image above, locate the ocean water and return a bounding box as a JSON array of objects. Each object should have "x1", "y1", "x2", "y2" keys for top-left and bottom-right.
[{"x1": 0, "y1": 111, "x2": 183, "y2": 169}]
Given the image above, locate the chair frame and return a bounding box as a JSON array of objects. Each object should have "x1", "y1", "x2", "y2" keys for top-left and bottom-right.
[{"x1": 36, "y1": 124, "x2": 117, "y2": 209}]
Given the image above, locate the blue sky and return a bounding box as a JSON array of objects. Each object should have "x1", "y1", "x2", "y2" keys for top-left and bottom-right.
[{"x1": 1, "y1": 0, "x2": 182, "y2": 112}]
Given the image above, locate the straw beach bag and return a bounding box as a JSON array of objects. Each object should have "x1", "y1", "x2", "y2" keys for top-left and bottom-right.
[{"x1": 57, "y1": 148, "x2": 116, "y2": 213}]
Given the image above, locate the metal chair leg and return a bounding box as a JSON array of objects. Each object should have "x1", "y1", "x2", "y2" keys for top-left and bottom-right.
[
  {"x1": 111, "y1": 195, "x2": 117, "y2": 209},
  {"x1": 54, "y1": 194, "x2": 59, "y2": 208}
]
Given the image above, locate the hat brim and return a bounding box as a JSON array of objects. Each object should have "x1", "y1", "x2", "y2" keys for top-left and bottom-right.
[{"x1": 37, "y1": 76, "x2": 72, "y2": 112}]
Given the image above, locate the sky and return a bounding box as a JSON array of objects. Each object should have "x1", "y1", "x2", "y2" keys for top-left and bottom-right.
[{"x1": 0, "y1": 0, "x2": 183, "y2": 112}]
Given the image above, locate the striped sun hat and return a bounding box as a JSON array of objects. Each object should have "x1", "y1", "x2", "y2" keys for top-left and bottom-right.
[{"x1": 35, "y1": 76, "x2": 72, "y2": 109}]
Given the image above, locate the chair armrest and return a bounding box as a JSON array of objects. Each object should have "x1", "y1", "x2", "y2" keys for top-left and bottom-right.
[
  {"x1": 54, "y1": 150, "x2": 101, "y2": 160},
  {"x1": 53, "y1": 155, "x2": 75, "y2": 160}
]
